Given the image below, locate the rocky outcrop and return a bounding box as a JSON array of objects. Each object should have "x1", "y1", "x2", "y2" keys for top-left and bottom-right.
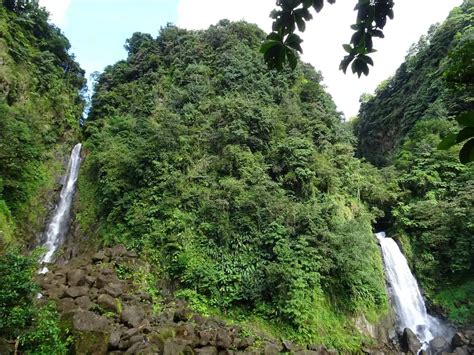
[
  {"x1": 37, "y1": 246, "x2": 341, "y2": 354},
  {"x1": 400, "y1": 328, "x2": 422, "y2": 354}
]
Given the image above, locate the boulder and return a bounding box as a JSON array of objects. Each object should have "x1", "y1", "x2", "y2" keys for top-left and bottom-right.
[
  {"x1": 121, "y1": 305, "x2": 145, "y2": 327},
  {"x1": 452, "y1": 332, "x2": 469, "y2": 348},
  {"x1": 199, "y1": 329, "x2": 215, "y2": 346},
  {"x1": 70, "y1": 310, "x2": 110, "y2": 355},
  {"x1": 72, "y1": 310, "x2": 109, "y2": 332},
  {"x1": 429, "y1": 336, "x2": 450, "y2": 353},
  {"x1": 58, "y1": 297, "x2": 77, "y2": 313},
  {"x1": 283, "y1": 339, "x2": 296, "y2": 351},
  {"x1": 92, "y1": 250, "x2": 108, "y2": 263},
  {"x1": 96, "y1": 273, "x2": 118, "y2": 289},
  {"x1": 195, "y1": 346, "x2": 218, "y2": 355},
  {"x1": 401, "y1": 328, "x2": 422, "y2": 354},
  {"x1": 67, "y1": 269, "x2": 86, "y2": 286},
  {"x1": 109, "y1": 329, "x2": 121, "y2": 349},
  {"x1": 85, "y1": 275, "x2": 97, "y2": 285},
  {"x1": 111, "y1": 245, "x2": 127, "y2": 257},
  {"x1": 65, "y1": 286, "x2": 89, "y2": 298},
  {"x1": 216, "y1": 328, "x2": 233, "y2": 348},
  {"x1": 264, "y1": 343, "x2": 281, "y2": 355},
  {"x1": 75, "y1": 295, "x2": 93, "y2": 311},
  {"x1": 173, "y1": 308, "x2": 193, "y2": 322},
  {"x1": 162, "y1": 339, "x2": 186, "y2": 355},
  {"x1": 45, "y1": 284, "x2": 66, "y2": 300},
  {"x1": 239, "y1": 336, "x2": 255, "y2": 349},
  {"x1": 97, "y1": 294, "x2": 118, "y2": 312},
  {"x1": 308, "y1": 345, "x2": 329, "y2": 354},
  {"x1": 104, "y1": 283, "x2": 123, "y2": 298},
  {"x1": 453, "y1": 347, "x2": 470, "y2": 355}
]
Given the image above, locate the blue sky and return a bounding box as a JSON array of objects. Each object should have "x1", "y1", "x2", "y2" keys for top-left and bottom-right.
[
  {"x1": 62, "y1": 0, "x2": 179, "y2": 80},
  {"x1": 39, "y1": 0, "x2": 463, "y2": 118}
]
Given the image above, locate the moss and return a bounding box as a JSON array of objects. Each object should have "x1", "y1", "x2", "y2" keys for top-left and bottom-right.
[{"x1": 73, "y1": 331, "x2": 110, "y2": 355}]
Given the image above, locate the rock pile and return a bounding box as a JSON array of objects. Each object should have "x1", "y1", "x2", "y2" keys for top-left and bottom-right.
[
  {"x1": 37, "y1": 246, "x2": 339, "y2": 354},
  {"x1": 399, "y1": 327, "x2": 474, "y2": 355}
]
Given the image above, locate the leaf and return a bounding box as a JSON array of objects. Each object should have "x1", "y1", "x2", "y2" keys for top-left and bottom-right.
[
  {"x1": 285, "y1": 33, "x2": 303, "y2": 53},
  {"x1": 360, "y1": 54, "x2": 374, "y2": 66},
  {"x1": 266, "y1": 32, "x2": 282, "y2": 41},
  {"x1": 295, "y1": 16, "x2": 306, "y2": 32},
  {"x1": 438, "y1": 133, "x2": 458, "y2": 150},
  {"x1": 455, "y1": 111, "x2": 474, "y2": 127},
  {"x1": 370, "y1": 29, "x2": 385, "y2": 38},
  {"x1": 343, "y1": 44, "x2": 353, "y2": 53},
  {"x1": 312, "y1": 0, "x2": 324, "y2": 12},
  {"x1": 260, "y1": 41, "x2": 280, "y2": 53},
  {"x1": 459, "y1": 138, "x2": 474, "y2": 164}
]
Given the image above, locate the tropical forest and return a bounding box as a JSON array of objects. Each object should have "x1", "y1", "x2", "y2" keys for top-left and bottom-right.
[{"x1": 0, "y1": 0, "x2": 472, "y2": 354}]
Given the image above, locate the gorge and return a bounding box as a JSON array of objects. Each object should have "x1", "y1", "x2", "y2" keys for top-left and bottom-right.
[{"x1": 0, "y1": 1, "x2": 472, "y2": 354}]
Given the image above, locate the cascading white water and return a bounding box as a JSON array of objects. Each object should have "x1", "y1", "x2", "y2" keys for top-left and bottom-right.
[
  {"x1": 39, "y1": 143, "x2": 82, "y2": 273},
  {"x1": 376, "y1": 232, "x2": 451, "y2": 347}
]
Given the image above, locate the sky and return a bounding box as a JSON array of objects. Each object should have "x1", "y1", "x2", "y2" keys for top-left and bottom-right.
[{"x1": 39, "y1": 0, "x2": 463, "y2": 118}]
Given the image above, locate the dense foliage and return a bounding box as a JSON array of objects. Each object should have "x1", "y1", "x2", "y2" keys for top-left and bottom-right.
[
  {"x1": 82, "y1": 20, "x2": 390, "y2": 348},
  {"x1": 0, "y1": 251, "x2": 69, "y2": 353},
  {"x1": 0, "y1": 2, "x2": 85, "y2": 249},
  {"x1": 356, "y1": 1, "x2": 474, "y2": 325},
  {"x1": 356, "y1": 2, "x2": 473, "y2": 166}
]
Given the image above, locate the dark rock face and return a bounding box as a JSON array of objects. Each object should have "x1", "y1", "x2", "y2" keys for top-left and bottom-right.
[
  {"x1": 448, "y1": 330, "x2": 474, "y2": 355},
  {"x1": 401, "y1": 328, "x2": 422, "y2": 354},
  {"x1": 429, "y1": 336, "x2": 450, "y2": 353}
]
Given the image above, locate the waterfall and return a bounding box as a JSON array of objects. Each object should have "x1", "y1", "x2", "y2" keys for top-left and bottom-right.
[
  {"x1": 376, "y1": 232, "x2": 451, "y2": 347},
  {"x1": 39, "y1": 143, "x2": 82, "y2": 273}
]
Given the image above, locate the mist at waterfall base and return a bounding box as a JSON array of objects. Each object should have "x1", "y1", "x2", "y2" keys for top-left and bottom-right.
[
  {"x1": 39, "y1": 143, "x2": 82, "y2": 274},
  {"x1": 376, "y1": 232, "x2": 453, "y2": 348}
]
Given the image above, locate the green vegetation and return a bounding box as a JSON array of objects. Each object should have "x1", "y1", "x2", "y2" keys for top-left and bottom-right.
[
  {"x1": 81, "y1": 20, "x2": 390, "y2": 349},
  {"x1": 0, "y1": 2, "x2": 85, "y2": 249},
  {"x1": 356, "y1": 1, "x2": 474, "y2": 325},
  {"x1": 0, "y1": 250, "x2": 70, "y2": 353}
]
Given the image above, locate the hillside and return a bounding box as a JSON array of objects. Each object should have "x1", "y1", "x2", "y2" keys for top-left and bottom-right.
[
  {"x1": 356, "y1": 2, "x2": 473, "y2": 167},
  {"x1": 80, "y1": 21, "x2": 392, "y2": 349},
  {"x1": 1, "y1": 1, "x2": 473, "y2": 354},
  {"x1": 355, "y1": 1, "x2": 474, "y2": 325},
  {"x1": 0, "y1": 2, "x2": 85, "y2": 249}
]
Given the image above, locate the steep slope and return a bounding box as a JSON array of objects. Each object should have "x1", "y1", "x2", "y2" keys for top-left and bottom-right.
[
  {"x1": 356, "y1": 2, "x2": 472, "y2": 167},
  {"x1": 0, "y1": 2, "x2": 85, "y2": 249},
  {"x1": 356, "y1": 1, "x2": 474, "y2": 326},
  {"x1": 82, "y1": 21, "x2": 392, "y2": 349}
]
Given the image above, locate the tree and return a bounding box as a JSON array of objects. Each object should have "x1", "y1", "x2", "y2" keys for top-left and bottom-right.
[{"x1": 261, "y1": 0, "x2": 394, "y2": 77}]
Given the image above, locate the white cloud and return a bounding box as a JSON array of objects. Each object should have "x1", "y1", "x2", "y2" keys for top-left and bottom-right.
[
  {"x1": 38, "y1": 0, "x2": 71, "y2": 27},
  {"x1": 177, "y1": 0, "x2": 463, "y2": 118}
]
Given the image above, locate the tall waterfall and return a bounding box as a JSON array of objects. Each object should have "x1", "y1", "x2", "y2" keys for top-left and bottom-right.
[
  {"x1": 376, "y1": 232, "x2": 451, "y2": 347},
  {"x1": 39, "y1": 143, "x2": 82, "y2": 273}
]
